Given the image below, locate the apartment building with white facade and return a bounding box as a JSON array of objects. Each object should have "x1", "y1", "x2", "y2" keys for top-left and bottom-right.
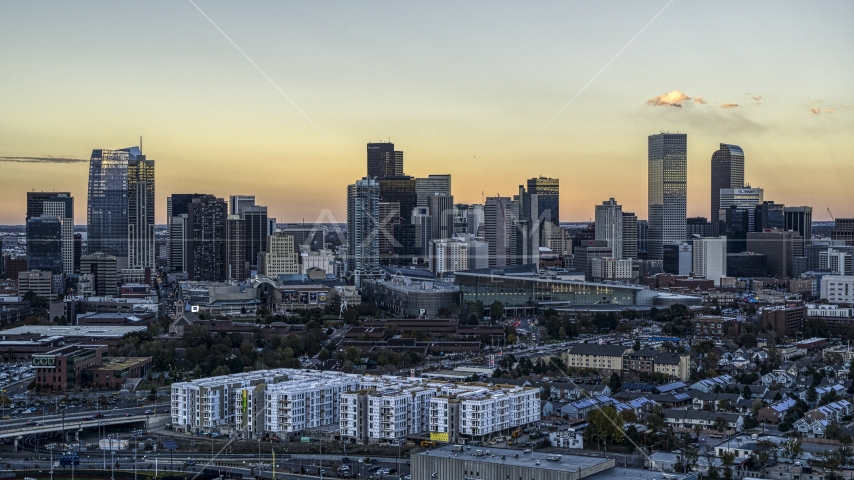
[{"x1": 174, "y1": 369, "x2": 540, "y2": 442}]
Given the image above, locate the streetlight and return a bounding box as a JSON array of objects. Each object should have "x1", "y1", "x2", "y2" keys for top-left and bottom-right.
[{"x1": 46, "y1": 443, "x2": 56, "y2": 480}]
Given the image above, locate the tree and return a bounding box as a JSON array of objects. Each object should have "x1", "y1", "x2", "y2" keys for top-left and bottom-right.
[
  {"x1": 586, "y1": 405, "x2": 624, "y2": 450},
  {"x1": 815, "y1": 449, "x2": 843, "y2": 480},
  {"x1": 780, "y1": 437, "x2": 803, "y2": 464},
  {"x1": 489, "y1": 301, "x2": 504, "y2": 321},
  {"x1": 633, "y1": 340, "x2": 641, "y2": 352},
  {"x1": 211, "y1": 365, "x2": 231, "y2": 377},
  {"x1": 714, "y1": 417, "x2": 730, "y2": 433},
  {"x1": 608, "y1": 373, "x2": 622, "y2": 391},
  {"x1": 754, "y1": 439, "x2": 777, "y2": 471},
  {"x1": 807, "y1": 386, "x2": 818, "y2": 404},
  {"x1": 343, "y1": 347, "x2": 362, "y2": 365},
  {"x1": 720, "y1": 450, "x2": 736, "y2": 480},
  {"x1": 742, "y1": 385, "x2": 752, "y2": 399},
  {"x1": 676, "y1": 445, "x2": 699, "y2": 474}
]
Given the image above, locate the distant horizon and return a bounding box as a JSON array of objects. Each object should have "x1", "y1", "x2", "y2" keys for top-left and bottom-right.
[{"x1": 1, "y1": 2, "x2": 851, "y2": 224}]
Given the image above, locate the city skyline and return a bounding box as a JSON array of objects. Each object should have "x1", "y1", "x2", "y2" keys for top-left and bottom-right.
[{"x1": 1, "y1": 1, "x2": 852, "y2": 225}]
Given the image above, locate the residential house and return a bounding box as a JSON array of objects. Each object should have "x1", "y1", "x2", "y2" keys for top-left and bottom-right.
[
  {"x1": 661, "y1": 408, "x2": 744, "y2": 432},
  {"x1": 757, "y1": 398, "x2": 797, "y2": 424},
  {"x1": 805, "y1": 400, "x2": 854, "y2": 423},
  {"x1": 688, "y1": 391, "x2": 742, "y2": 411},
  {"x1": 691, "y1": 375, "x2": 736, "y2": 393},
  {"x1": 762, "y1": 370, "x2": 796, "y2": 388},
  {"x1": 793, "y1": 418, "x2": 830, "y2": 438},
  {"x1": 625, "y1": 348, "x2": 657, "y2": 376}
]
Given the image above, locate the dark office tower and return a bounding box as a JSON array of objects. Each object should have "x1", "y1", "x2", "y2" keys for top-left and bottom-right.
[
  {"x1": 747, "y1": 230, "x2": 801, "y2": 278},
  {"x1": 80, "y1": 252, "x2": 118, "y2": 296},
  {"x1": 484, "y1": 197, "x2": 511, "y2": 267},
  {"x1": 722, "y1": 205, "x2": 751, "y2": 254},
  {"x1": 347, "y1": 177, "x2": 380, "y2": 287},
  {"x1": 378, "y1": 201, "x2": 401, "y2": 265},
  {"x1": 416, "y1": 175, "x2": 452, "y2": 208},
  {"x1": 622, "y1": 212, "x2": 638, "y2": 260},
  {"x1": 26, "y1": 216, "x2": 63, "y2": 274},
  {"x1": 754, "y1": 201, "x2": 785, "y2": 232},
  {"x1": 127, "y1": 155, "x2": 155, "y2": 269},
  {"x1": 832, "y1": 218, "x2": 854, "y2": 246},
  {"x1": 229, "y1": 195, "x2": 255, "y2": 215},
  {"x1": 510, "y1": 185, "x2": 539, "y2": 266},
  {"x1": 428, "y1": 195, "x2": 455, "y2": 241},
  {"x1": 367, "y1": 142, "x2": 403, "y2": 178},
  {"x1": 378, "y1": 176, "x2": 417, "y2": 223},
  {"x1": 648, "y1": 133, "x2": 687, "y2": 260},
  {"x1": 686, "y1": 217, "x2": 715, "y2": 240},
  {"x1": 186, "y1": 195, "x2": 228, "y2": 282},
  {"x1": 527, "y1": 177, "x2": 560, "y2": 226},
  {"x1": 784, "y1": 206, "x2": 813, "y2": 246},
  {"x1": 167, "y1": 194, "x2": 205, "y2": 273},
  {"x1": 242, "y1": 205, "x2": 269, "y2": 272},
  {"x1": 710, "y1": 143, "x2": 745, "y2": 232},
  {"x1": 226, "y1": 215, "x2": 247, "y2": 280},
  {"x1": 409, "y1": 206, "x2": 433, "y2": 264},
  {"x1": 26, "y1": 191, "x2": 71, "y2": 221},
  {"x1": 73, "y1": 233, "x2": 82, "y2": 273},
  {"x1": 87, "y1": 146, "x2": 154, "y2": 270},
  {"x1": 637, "y1": 220, "x2": 649, "y2": 257}
]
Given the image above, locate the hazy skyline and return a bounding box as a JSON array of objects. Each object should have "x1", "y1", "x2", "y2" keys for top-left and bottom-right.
[{"x1": 1, "y1": 1, "x2": 851, "y2": 225}]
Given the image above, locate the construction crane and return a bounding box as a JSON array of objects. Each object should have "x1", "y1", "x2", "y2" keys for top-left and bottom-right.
[{"x1": 828, "y1": 207, "x2": 835, "y2": 221}]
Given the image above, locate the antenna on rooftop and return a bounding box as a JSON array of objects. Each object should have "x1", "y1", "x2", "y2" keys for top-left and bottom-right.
[{"x1": 140, "y1": 136, "x2": 143, "y2": 154}]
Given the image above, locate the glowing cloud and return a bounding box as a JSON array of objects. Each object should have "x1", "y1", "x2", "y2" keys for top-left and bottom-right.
[
  {"x1": 721, "y1": 103, "x2": 739, "y2": 109},
  {"x1": 646, "y1": 90, "x2": 697, "y2": 107},
  {"x1": 810, "y1": 107, "x2": 822, "y2": 114},
  {"x1": 826, "y1": 108, "x2": 835, "y2": 113},
  {"x1": 693, "y1": 96, "x2": 707, "y2": 105}
]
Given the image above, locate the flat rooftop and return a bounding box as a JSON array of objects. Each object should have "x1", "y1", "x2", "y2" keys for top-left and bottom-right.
[
  {"x1": 0, "y1": 325, "x2": 147, "y2": 338},
  {"x1": 99, "y1": 357, "x2": 150, "y2": 370},
  {"x1": 416, "y1": 445, "x2": 611, "y2": 473}
]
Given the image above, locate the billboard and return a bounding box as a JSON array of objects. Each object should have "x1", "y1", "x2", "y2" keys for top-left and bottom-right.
[{"x1": 430, "y1": 432, "x2": 449, "y2": 442}]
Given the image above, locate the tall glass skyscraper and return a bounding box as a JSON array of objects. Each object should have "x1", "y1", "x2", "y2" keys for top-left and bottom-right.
[
  {"x1": 347, "y1": 177, "x2": 380, "y2": 287},
  {"x1": 710, "y1": 143, "x2": 745, "y2": 233},
  {"x1": 87, "y1": 147, "x2": 154, "y2": 269},
  {"x1": 527, "y1": 177, "x2": 559, "y2": 225},
  {"x1": 26, "y1": 216, "x2": 63, "y2": 274},
  {"x1": 367, "y1": 142, "x2": 403, "y2": 178},
  {"x1": 648, "y1": 133, "x2": 687, "y2": 260}
]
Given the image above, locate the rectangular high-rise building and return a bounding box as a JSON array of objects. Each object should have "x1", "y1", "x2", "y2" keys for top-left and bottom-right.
[
  {"x1": 527, "y1": 177, "x2": 559, "y2": 226},
  {"x1": 484, "y1": 197, "x2": 511, "y2": 267},
  {"x1": 754, "y1": 201, "x2": 785, "y2": 232},
  {"x1": 686, "y1": 216, "x2": 715, "y2": 240},
  {"x1": 710, "y1": 144, "x2": 745, "y2": 232},
  {"x1": 41, "y1": 194, "x2": 74, "y2": 274},
  {"x1": 127, "y1": 155, "x2": 155, "y2": 269},
  {"x1": 832, "y1": 218, "x2": 854, "y2": 246},
  {"x1": 784, "y1": 206, "x2": 813, "y2": 247},
  {"x1": 416, "y1": 175, "x2": 451, "y2": 208},
  {"x1": 622, "y1": 212, "x2": 638, "y2": 261},
  {"x1": 260, "y1": 233, "x2": 299, "y2": 277},
  {"x1": 347, "y1": 178, "x2": 380, "y2": 287},
  {"x1": 167, "y1": 194, "x2": 204, "y2": 273},
  {"x1": 428, "y1": 194, "x2": 455, "y2": 242},
  {"x1": 719, "y1": 187, "x2": 763, "y2": 231},
  {"x1": 693, "y1": 237, "x2": 727, "y2": 285},
  {"x1": 378, "y1": 201, "x2": 401, "y2": 265},
  {"x1": 367, "y1": 142, "x2": 403, "y2": 178},
  {"x1": 226, "y1": 215, "x2": 247, "y2": 280},
  {"x1": 26, "y1": 216, "x2": 63, "y2": 274},
  {"x1": 242, "y1": 205, "x2": 269, "y2": 272},
  {"x1": 229, "y1": 195, "x2": 255, "y2": 216},
  {"x1": 648, "y1": 133, "x2": 687, "y2": 260},
  {"x1": 87, "y1": 147, "x2": 154, "y2": 270},
  {"x1": 26, "y1": 191, "x2": 71, "y2": 221},
  {"x1": 80, "y1": 251, "x2": 118, "y2": 297},
  {"x1": 747, "y1": 230, "x2": 801, "y2": 278},
  {"x1": 595, "y1": 198, "x2": 623, "y2": 259},
  {"x1": 187, "y1": 195, "x2": 228, "y2": 282}
]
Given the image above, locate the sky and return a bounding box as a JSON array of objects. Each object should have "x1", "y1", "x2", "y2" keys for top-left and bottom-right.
[{"x1": 0, "y1": 1, "x2": 852, "y2": 225}]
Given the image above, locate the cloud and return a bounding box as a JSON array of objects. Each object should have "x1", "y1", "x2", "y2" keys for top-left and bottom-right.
[
  {"x1": 752, "y1": 96, "x2": 762, "y2": 102},
  {"x1": 646, "y1": 90, "x2": 706, "y2": 107},
  {"x1": 0, "y1": 155, "x2": 86, "y2": 164},
  {"x1": 721, "y1": 103, "x2": 739, "y2": 109},
  {"x1": 841, "y1": 104, "x2": 851, "y2": 107},
  {"x1": 810, "y1": 107, "x2": 822, "y2": 114},
  {"x1": 826, "y1": 108, "x2": 835, "y2": 113}
]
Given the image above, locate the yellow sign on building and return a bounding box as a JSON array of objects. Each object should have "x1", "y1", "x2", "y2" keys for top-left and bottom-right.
[{"x1": 430, "y1": 432, "x2": 449, "y2": 442}]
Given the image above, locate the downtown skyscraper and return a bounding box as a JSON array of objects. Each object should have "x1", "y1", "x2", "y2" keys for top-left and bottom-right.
[
  {"x1": 87, "y1": 146, "x2": 154, "y2": 269},
  {"x1": 526, "y1": 176, "x2": 559, "y2": 226},
  {"x1": 366, "y1": 142, "x2": 403, "y2": 178},
  {"x1": 347, "y1": 177, "x2": 380, "y2": 287},
  {"x1": 710, "y1": 143, "x2": 745, "y2": 233},
  {"x1": 648, "y1": 133, "x2": 687, "y2": 260}
]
